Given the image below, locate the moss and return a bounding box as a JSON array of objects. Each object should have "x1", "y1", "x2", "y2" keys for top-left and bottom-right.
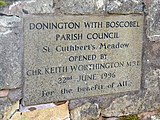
[
  {"x1": 0, "y1": 0, "x2": 7, "y2": 7},
  {"x1": 119, "y1": 114, "x2": 140, "y2": 120},
  {"x1": 157, "y1": 108, "x2": 160, "y2": 114}
]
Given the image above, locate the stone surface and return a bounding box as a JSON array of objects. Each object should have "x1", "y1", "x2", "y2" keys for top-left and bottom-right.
[
  {"x1": 70, "y1": 102, "x2": 101, "y2": 120},
  {"x1": 60, "y1": 0, "x2": 98, "y2": 14},
  {"x1": 138, "y1": 111, "x2": 158, "y2": 120},
  {"x1": 23, "y1": 15, "x2": 143, "y2": 106},
  {"x1": 8, "y1": 89, "x2": 22, "y2": 103},
  {"x1": 105, "y1": 0, "x2": 144, "y2": 14},
  {"x1": 101, "y1": 68, "x2": 160, "y2": 117},
  {"x1": 0, "y1": 0, "x2": 160, "y2": 119},
  {"x1": 2, "y1": 0, "x2": 54, "y2": 16},
  {"x1": 105, "y1": 118, "x2": 118, "y2": 120},
  {"x1": 19, "y1": 103, "x2": 56, "y2": 112},
  {"x1": 151, "y1": 115, "x2": 160, "y2": 120},
  {"x1": 69, "y1": 68, "x2": 160, "y2": 117},
  {"x1": 150, "y1": 42, "x2": 160, "y2": 67},
  {"x1": 0, "y1": 113, "x2": 3, "y2": 120},
  {"x1": 3, "y1": 101, "x2": 19, "y2": 120},
  {"x1": 60, "y1": 0, "x2": 144, "y2": 14},
  {"x1": 0, "y1": 89, "x2": 9, "y2": 97},
  {"x1": 147, "y1": 0, "x2": 160, "y2": 41},
  {"x1": 0, "y1": 97, "x2": 12, "y2": 119},
  {"x1": 11, "y1": 102, "x2": 70, "y2": 120},
  {"x1": 0, "y1": 15, "x2": 22, "y2": 89},
  {"x1": 1, "y1": 0, "x2": 144, "y2": 16}
]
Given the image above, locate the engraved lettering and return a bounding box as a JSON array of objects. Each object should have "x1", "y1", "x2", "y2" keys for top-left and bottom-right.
[
  {"x1": 24, "y1": 15, "x2": 143, "y2": 105},
  {"x1": 29, "y1": 22, "x2": 81, "y2": 30},
  {"x1": 106, "y1": 21, "x2": 140, "y2": 28}
]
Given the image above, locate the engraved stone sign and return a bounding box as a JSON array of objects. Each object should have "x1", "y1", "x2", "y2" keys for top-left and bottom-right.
[{"x1": 23, "y1": 15, "x2": 143, "y2": 106}]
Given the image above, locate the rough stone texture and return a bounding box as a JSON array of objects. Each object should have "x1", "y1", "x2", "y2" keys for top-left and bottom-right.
[
  {"x1": 60, "y1": 0, "x2": 144, "y2": 14},
  {"x1": 69, "y1": 68, "x2": 160, "y2": 117},
  {"x1": 3, "y1": 101, "x2": 19, "y2": 120},
  {"x1": 23, "y1": 15, "x2": 143, "y2": 106},
  {"x1": 60, "y1": 0, "x2": 98, "y2": 14},
  {"x1": 11, "y1": 102, "x2": 70, "y2": 120},
  {"x1": 68, "y1": 0, "x2": 160, "y2": 118},
  {"x1": 69, "y1": 94, "x2": 117, "y2": 110},
  {"x1": 105, "y1": 118, "x2": 118, "y2": 120},
  {"x1": 149, "y1": 42, "x2": 160, "y2": 67},
  {"x1": 138, "y1": 111, "x2": 159, "y2": 120},
  {"x1": 0, "y1": 89, "x2": 9, "y2": 97},
  {"x1": 146, "y1": 0, "x2": 160, "y2": 41},
  {"x1": 69, "y1": 51, "x2": 160, "y2": 116},
  {"x1": 0, "y1": 97, "x2": 12, "y2": 119},
  {"x1": 0, "y1": 16, "x2": 22, "y2": 89},
  {"x1": 19, "y1": 103, "x2": 56, "y2": 112},
  {"x1": 70, "y1": 102, "x2": 101, "y2": 120},
  {"x1": 151, "y1": 115, "x2": 160, "y2": 120},
  {"x1": 105, "y1": 0, "x2": 144, "y2": 14},
  {"x1": 8, "y1": 89, "x2": 22, "y2": 103},
  {"x1": 0, "y1": 0, "x2": 159, "y2": 119},
  {"x1": 1, "y1": 0, "x2": 54, "y2": 16}
]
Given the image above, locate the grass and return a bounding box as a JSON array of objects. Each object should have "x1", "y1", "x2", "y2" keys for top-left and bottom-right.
[
  {"x1": 0, "y1": 0, "x2": 7, "y2": 7},
  {"x1": 119, "y1": 114, "x2": 140, "y2": 120}
]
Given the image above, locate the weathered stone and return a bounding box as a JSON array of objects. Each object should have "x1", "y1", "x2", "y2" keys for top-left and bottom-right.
[
  {"x1": 8, "y1": 89, "x2": 22, "y2": 103},
  {"x1": 3, "y1": 101, "x2": 19, "y2": 120},
  {"x1": 105, "y1": 118, "x2": 118, "y2": 120},
  {"x1": 0, "y1": 16, "x2": 22, "y2": 89},
  {"x1": 0, "y1": 16, "x2": 20, "y2": 33},
  {"x1": 147, "y1": 0, "x2": 160, "y2": 41},
  {"x1": 20, "y1": 103, "x2": 56, "y2": 112},
  {"x1": 60, "y1": 0, "x2": 143, "y2": 14},
  {"x1": 0, "y1": 97, "x2": 12, "y2": 119},
  {"x1": 69, "y1": 94, "x2": 116, "y2": 110},
  {"x1": 0, "y1": 113, "x2": 3, "y2": 119},
  {"x1": 151, "y1": 115, "x2": 160, "y2": 120},
  {"x1": 70, "y1": 68, "x2": 160, "y2": 117},
  {"x1": 144, "y1": 67, "x2": 160, "y2": 90},
  {"x1": 70, "y1": 102, "x2": 101, "y2": 120},
  {"x1": 105, "y1": 0, "x2": 144, "y2": 14},
  {"x1": 11, "y1": 102, "x2": 70, "y2": 120},
  {"x1": 2, "y1": 0, "x2": 54, "y2": 16},
  {"x1": 143, "y1": 0, "x2": 152, "y2": 9},
  {"x1": 101, "y1": 68, "x2": 160, "y2": 117},
  {"x1": 23, "y1": 15, "x2": 143, "y2": 106},
  {"x1": 138, "y1": 111, "x2": 158, "y2": 120},
  {"x1": 0, "y1": 90, "x2": 9, "y2": 97},
  {"x1": 0, "y1": 0, "x2": 159, "y2": 119},
  {"x1": 60, "y1": 0, "x2": 98, "y2": 14},
  {"x1": 150, "y1": 42, "x2": 160, "y2": 67}
]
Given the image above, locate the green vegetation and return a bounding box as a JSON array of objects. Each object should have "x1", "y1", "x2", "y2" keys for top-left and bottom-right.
[
  {"x1": 157, "y1": 108, "x2": 160, "y2": 114},
  {"x1": 0, "y1": 0, "x2": 7, "y2": 7},
  {"x1": 119, "y1": 114, "x2": 140, "y2": 120}
]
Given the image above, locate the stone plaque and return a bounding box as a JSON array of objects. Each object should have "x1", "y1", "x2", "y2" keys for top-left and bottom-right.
[{"x1": 23, "y1": 15, "x2": 143, "y2": 106}]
